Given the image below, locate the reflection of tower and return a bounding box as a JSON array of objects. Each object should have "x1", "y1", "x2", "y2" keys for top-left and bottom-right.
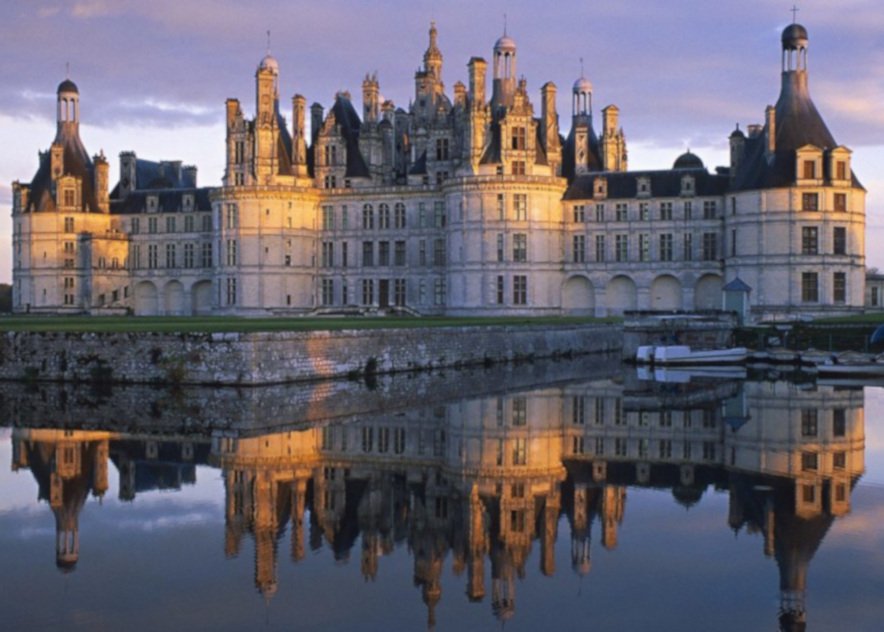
[
  {"x1": 466, "y1": 484, "x2": 488, "y2": 601},
  {"x1": 600, "y1": 486, "x2": 625, "y2": 550},
  {"x1": 12, "y1": 430, "x2": 110, "y2": 572}
]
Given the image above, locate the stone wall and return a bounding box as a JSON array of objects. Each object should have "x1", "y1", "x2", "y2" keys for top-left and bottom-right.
[{"x1": 0, "y1": 324, "x2": 621, "y2": 385}]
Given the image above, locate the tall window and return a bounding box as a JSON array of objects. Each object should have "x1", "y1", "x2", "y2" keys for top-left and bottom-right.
[
  {"x1": 148, "y1": 244, "x2": 158, "y2": 269},
  {"x1": 362, "y1": 204, "x2": 374, "y2": 229},
  {"x1": 803, "y1": 160, "x2": 816, "y2": 179},
  {"x1": 836, "y1": 161, "x2": 847, "y2": 180},
  {"x1": 801, "y1": 226, "x2": 819, "y2": 255},
  {"x1": 639, "y1": 202, "x2": 649, "y2": 221},
  {"x1": 184, "y1": 215, "x2": 194, "y2": 232},
  {"x1": 595, "y1": 234, "x2": 605, "y2": 262},
  {"x1": 165, "y1": 243, "x2": 176, "y2": 268},
  {"x1": 225, "y1": 277, "x2": 237, "y2": 305},
  {"x1": 394, "y1": 203, "x2": 406, "y2": 228},
  {"x1": 378, "y1": 241, "x2": 390, "y2": 266},
  {"x1": 434, "y1": 278, "x2": 446, "y2": 305},
  {"x1": 497, "y1": 194, "x2": 505, "y2": 220},
  {"x1": 683, "y1": 201, "x2": 692, "y2": 219},
  {"x1": 573, "y1": 235, "x2": 586, "y2": 262},
  {"x1": 683, "y1": 233, "x2": 693, "y2": 261},
  {"x1": 802, "y1": 193, "x2": 819, "y2": 211},
  {"x1": 496, "y1": 275, "x2": 505, "y2": 304},
  {"x1": 834, "y1": 193, "x2": 847, "y2": 212},
  {"x1": 362, "y1": 241, "x2": 374, "y2": 267},
  {"x1": 513, "y1": 275, "x2": 527, "y2": 305},
  {"x1": 615, "y1": 203, "x2": 628, "y2": 221},
  {"x1": 615, "y1": 234, "x2": 628, "y2": 262},
  {"x1": 511, "y1": 126, "x2": 526, "y2": 150},
  {"x1": 638, "y1": 234, "x2": 649, "y2": 262},
  {"x1": 321, "y1": 242, "x2": 334, "y2": 267},
  {"x1": 595, "y1": 204, "x2": 605, "y2": 222},
  {"x1": 833, "y1": 272, "x2": 846, "y2": 303},
  {"x1": 378, "y1": 204, "x2": 390, "y2": 229},
  {"x1": 225, "y1": 204, "x2": 237, "y2": 229},
  {"x1": 166, "y1": 216, "x2": 176, "y2": 233},
  {"x1": 201, "y1": 243, "x2": 212, "y2": 268},
  {"x1": 496, "y1": 234, "x2": 505, "y2": 262},
  {"x1": 702, "y1": 233, "x2": 717, "y2": 261},
  {"x1": 436, "y1": 137, "x2": 450, "y2": 161},
  {"x1": 433, "y1": 238, "x2": 445, "y2": 265},
  {"x1": 361, "y1": 279, "x2": 374, "y2": 305},
  {"x1": 434, "y1": 201, "x2": 446, "y2": 227},
  {"x1": 225, "y1": 239, "x2": 237, "y2": 266},
  {"x1": 184, "y1": 243, "x2": 195, "y2": 268},
  {"x1": 513, "y1": 194, "x2": 527, "y2": 221},
  {"x1": 322, "y1": 205, "x2": 334, "y2": 230},
  {"x1": 321, "y1": 279, "x2": 334, "y2": 305},
  {"x1": 801, "y1": 272, "x2": 819, "y2": 302},
  {"x1": 659, "y1": 202, "x2": 672, "y2": 221},
  {"x1": 573, "y1": 205, "x2": 585, "y2": 222},
  {"x1": 833, "y1": 226, "x2": 846, "y2": 255},
  {"x1": 703, "y1": 201, "x2": 717, "y2": 219},
  {"x1": 659, "y1": 234, "x2": 673, "y2": 261},
  {"x1": 513, "y1": 234, "x2": 527, "y2": 262},
  {"x1": 394, "y1": 240, "x2": 406, "y2": 266},
  {"x1": 394, "y1": 279, "x2": 406, "y2": 306}
]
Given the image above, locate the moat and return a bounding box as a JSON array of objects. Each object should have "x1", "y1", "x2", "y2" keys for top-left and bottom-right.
[{"x1": 1, "y1": 357, "x2": 882, "y2": 631}]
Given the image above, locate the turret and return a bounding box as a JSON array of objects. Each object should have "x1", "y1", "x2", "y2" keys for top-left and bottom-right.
[
  {"x1": 56, "y1": 78, "x2": 79, "y2": 137},
  {"x1": 362, "y1": 73, "x2": 380, "y2": 124},
  {"x1": 729, "y1": 125, "x2": 746, "y2": 183},
  {"x1": 541, "y1": 82, "x2": 561, "y2": 174},
  {"x1": 491, "y1": 30, "x2": 517, "y2": 109},
  {"x1": 119, "y1": 151, "x2": 137, "y2": 197},
  {"x1": 93, "y1": 151, "x2": 109, "y2": 213},
  {"x1": 601, "y1": 105, "x2": 627, "y2": 172},
  {"x1": 311, "y1": 103, "x2": 324, "y2": 145},
  {"x1": 468, "y1": 57, "x2": 487, "y2": 107},
  {"x1": 423, "y1": 21, "x2": 443, "y2": 80},
  {"x1": 292, "y1": 94, "x2": 308, "y2": 174}
]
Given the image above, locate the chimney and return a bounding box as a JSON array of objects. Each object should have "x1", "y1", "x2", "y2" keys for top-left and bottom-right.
[
  {"x1": 225, "y1": 98, "x2": 239, "y2": 129},
  {"x1": 765, "y1": 105, "x2": 776, "y2": 159},
  {"x1": 94, "y1": 151, "x2": 109, "y2": 212},
  {"x1": 468, "y1": 57, "x2": 487, "y2": 108},
  {"x1": 119, "y1": 151, "x2": 137, "y2": 198},
  {"x1": 453, "y1": 81, "x2": 466, "y2": 108},
  {"x1": 310, "y1": 103, "x2": 324, "y2": 144},
  {"x1": 729, "y1": 125, "x2": 745, "y2": 183},
  {"x1": 183, "y1": 165, "x2": 198, "y2": 188},
  {"x1": 541, "y1": 82, "x2": 560, "y2": 171},
  {"x1": 362, "y1": 72, "x2": 379, "y2": 124}
]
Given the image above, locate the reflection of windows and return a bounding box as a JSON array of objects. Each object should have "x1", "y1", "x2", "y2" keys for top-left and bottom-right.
[
  {"x1": 833, "y1": 451, "x2": 846, "y2": 469},
  {"x1": 801, "y1": 451, "x2": 818, "y2": 471},
  {"x1": 802, "y1": 484, "x2": 816, "y2": 503},
  {"x1": 572, "y1": 396, "x2": 585, "y2": 425},
  {"x1": 833, "y1": 409, "x2": 846, "y2": 436},
  {"x1": 512, "y1": 438, "x2": 527, "y2": 465},
  {"x1": 801, "y1": 409, "x2": 818, "y2": 436},
  {"x1": 512, "y1": 397, "x2": 527, "y2": 426}
]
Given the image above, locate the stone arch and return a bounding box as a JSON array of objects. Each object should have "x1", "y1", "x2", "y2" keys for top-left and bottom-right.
[
  {"x1": 164, "y1": 280, "x2": 185, "y2": 316},
  {"x1": 191, "y1": 280, "x2": 213, "y2": 316},
  {"x1": 134, "y1": 281, "x2": 158, "y2": 316},
  {"x1": 650, "y1": 275, "x2": 683, "y2": 311},
  {"x1": 562, "y1": 275, "x2": 595, "y2": 315},
  {"x1": 606, "y1": 275, "x2": 637, "y2": 315},
  {"x1": 694, "y1": 274, "x2": 723, "y2": 310}
]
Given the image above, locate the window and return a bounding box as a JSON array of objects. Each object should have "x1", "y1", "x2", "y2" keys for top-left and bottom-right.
[
  {"x1": 496, "y1": 234, "x2": 505, "y2": 262},
  {"x1": 225, "y1": 239, "x2": 237, "y2": 266},
  {"x1": 322, "y1": 205, "x2": 334, "y2": 230},
  {"x1": 573, "y1": 396, "x2": 585, "y2": 425},
  {"x1": 833, "y1": 451, "x2": 846, "y2": 469},
  {"x1": 833, "y1": 409, "x2": 846, "y2": 437},
  {"x1": 638, "y1": 234, "x2": 649, "y2": 262},
  {"x1": 433, "y1": 278, "x2": 446, "y2": 305},
  {"x1": 836, "y1": 161, "x2": 847, "y2": 180},
  {"x1": 801, "y1": 451, "x2": 818, "y2": 471},
  {"x1": 419, "y1": 240, "x2": 427, "y2": 266},
  {"x1": 573, "y1": 205, "x2": 585, "y2": 222},
  {"x1": 595, "y1": 234, "x2": 605, "y2": 262},
  {"x1": 801, "y1": 272, "x2": 819, "y2": 302},
  {"x1": 639, "y1": 202, "x2": 649, "y2": 221},
  {"x1": 436, "y1": 137, "x2": 449, "y2": 161},
  {"x1": 615, "y1": 203, "x2": 628, "y2": 221},
  {"x1": 225, "y1": 204, "x2": 238, "y2": 228},
  {"x1": 378, "y1": 241, "x2": 390, "y2": 266},
  {"x1": 802, "y1": 192, "x2": 819, "y2": 211},
  {"x1": 341, "y1": 205, "x2": 349, "y2": 229},
  {"x1": 131, "y1": 217, "x2": 140, "y2": 234},
  {"x1": 511, "y1": 126, "x2": 526, "y2": 150},
  {"x1": 394, "y1": 203, "x2": 406, "y2": 228},
  {"x1": 321, "y1": 279, "x2": 334, "y2": 305},
  {"x1": 702, "y1": 233, "x2": 717, "y2": 261},
  {"x1": 512, "y1": 438, "x2": 527, "y2": 465},
  {"x1": 615, "y1": 234, "x2": 628, "y2": 262},
  {"x1": 166, "y1": 216, "x2": 176, "y2": 233},
  {"x1": 834, "y1": 193, "x2": 847, "y2": 212},
  {"x1": 803, "y1": 160, "x2": 816, "y2": 179},
  {"x1": 801, "y1": 409, "x2": 818, "y2": 436},
  {"x1": 183, "y1": 244, "x2": 195, "y2": 268},
  {"x1": 148, "y1": 244, "x2": 158, "y2": 269},
  {"x1": 513, "y1": 275, "x2": 527, "y2": 305},
  {"x1": 434, "y1": 201, "x2": 446, "y2": 227},
  {"x1": 659, "y1": 202, "x2": 672, "y2": 221},
  {"x1": 496, "y1": 275, "x2": 505, "y2": 304},
  {"x1": 573, "y1": 235, "x2": 586, "y2": 262},
  {"x1": 378, "y1": 204, "x2": 390, "y2": 229},
  {"x1": 801, "y1": 227, "x2": 819, "y2": 254},
  {"x1": 683, "y1": 201, "x2": 692, "y2": 219},
  {"x1": 184, "y1": 215, "x2": 194, "y2": 232},
  {"x1": 321, "y1": 242, "x2": 334, "y2": 267},
  {"x1": 497, "y1": 194, "x2": 505, "y2": 220},
  {"x1": 703, "y1": 201, "x2": 717, "y2": 219},
  {"x1": 833, "y1": 272, "x2": 846, "y2": 303},
  {"x1": 225, "y1": 277, "x2": 237, "y2": 305},
  {"x1": 201, "y1": 243, "x2": 212, "y2": 268},
  {"x1": 324, "y1": 145, "x2": 338, "y2": 166},
  {"x1": 165, "y1": 244, "x2": 176, "y2": 268},
  {"x1": 362, "y1": 241, "x2": 374, "y2": 267},
  {"x1": 513, "y1": 234, "x2": 527, "y2": 262},
  {"x1": 512, "y1": 398, "x2": 527, "y2": 425},
  {"x1": 659, "y1": 234, "x2": 673, "y2": 261},
  {"x1": 148, "y1": 217, "x2": 158, "y2": 234},
  {"x1": 683, "y1": 233, "x2": 693, "y2": 260},
  {"x1": 63, "y1": 189, "x2": 75, "y2": 207},
  {"x1": 394, "y1": 279, "x2": 406, "y2": 306},
  {"x1": 361, "y1": 279, "x2": 374, "y2": 305},
  {"x1": 201, "y1": 214, "x2": 212, "y2": 232},
  {"x1": 595, "y1": 204, "x2": 605, "y2": 222},
  {"x1": 362, "y1": 204, "x2": 374, "y2": 229},
  {"x1": 873, "y1": 287, "x2": 880, "y2": 307},
  {"x1": 514, "y1": 194, "x2": 527, "y2": 221},
  {"x1": 341, "y1": 242, "x2": 348, "y2": 267},
  {"x1": 433, "y1": 238, "x2": 445, "y2": 265},
  {"x1": 394, "y1": 240, "x2": 406, "y2": 266}
]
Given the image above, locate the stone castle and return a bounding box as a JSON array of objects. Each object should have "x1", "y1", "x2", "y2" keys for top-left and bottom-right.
[{"x1": 10, "y1": 22, "x2": 866, "y2": 319}]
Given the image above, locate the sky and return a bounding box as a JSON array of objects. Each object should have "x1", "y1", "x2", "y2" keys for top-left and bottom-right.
[{"x1": 2, "y1": 0, "x2": 883, "y2": 284}]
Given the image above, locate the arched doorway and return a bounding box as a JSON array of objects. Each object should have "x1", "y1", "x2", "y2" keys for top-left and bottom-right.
[
  {"x1": 651, "y1": 275, "x2": 683, "y2": 311},
  {"x1": 134, "y1": 281, "x2": 158, "y2": 316},
  {"x1": 562, "y1": 276, "x2": 595, "y2": 315},
  {"x1": 164, "y1": 280, "x2": 185, "y2": 316},
  {"x1": 607, "y1": 275, "x2": 637, "y2": 315},
  {"x1": 695, "y1": 274, "x2": 723, "y2": 310},
  {"x1": 191, "y1": 280, "x2": 213, "y2": 315}
]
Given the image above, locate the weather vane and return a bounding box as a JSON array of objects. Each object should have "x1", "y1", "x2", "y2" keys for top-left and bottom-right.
[
  {"x1": 791, "y1": 5, "x2": 799, "y2": 23},
  {"x1": 65, "y1": 61, "x2": 70, "y2": 79},
  {"x1": 580, "y1": 57, "x2": 584, "y2": 77},
  {"x1": 266, "y1": 29, "x2": 271, "y2": 54}
]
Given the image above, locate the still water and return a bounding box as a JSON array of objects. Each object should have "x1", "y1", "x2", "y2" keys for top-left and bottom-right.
[{"x1": 1, "y1": 358, "x2": 882, "y2": 631}]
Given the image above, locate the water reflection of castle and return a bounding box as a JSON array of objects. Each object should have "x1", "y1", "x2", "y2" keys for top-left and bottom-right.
[{"x1": 11, "y1": 378, "x2": 864, "y2": 630}]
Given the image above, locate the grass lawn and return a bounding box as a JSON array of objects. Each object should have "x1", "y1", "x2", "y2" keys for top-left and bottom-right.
[{"x1": 0, "y1": 314, "x2": 620, "y2": 334}]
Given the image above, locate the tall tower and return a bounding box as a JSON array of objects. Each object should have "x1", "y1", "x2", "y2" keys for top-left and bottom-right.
[
  {"x1": 254, "y1": 51, "x2": 281, "y2": 181},
  {"x1": 491, "y1": 29, "x2": 517, "y2": 109}
]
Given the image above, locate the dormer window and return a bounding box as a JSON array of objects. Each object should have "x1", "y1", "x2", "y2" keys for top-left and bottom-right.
[
  {"x1": 594, "y1": 178, "x2": 608, "y2": 199},
  {"x1": 680, "y1": 175, "x2": 695, "y2": 197},
  {"x1": 836, "y1": 161, "x2": 847, "y2": 181},
  {"x1": 803, "y1": 160, "x2": 816, "y2": 179},
  {"x1": 147, "y1": 195, "x2": 158, "y2": 212},
  {"x1": 183, "y1": 194, "x2": 194, "y2": 212},
  {"x1": 637, "y1": 176, "x2": 651, "y2": 197}
]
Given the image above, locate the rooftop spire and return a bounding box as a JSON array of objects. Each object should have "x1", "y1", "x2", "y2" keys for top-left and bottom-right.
[{"x1": 791, "y1": 4, "x2": 799, "y2": 23}]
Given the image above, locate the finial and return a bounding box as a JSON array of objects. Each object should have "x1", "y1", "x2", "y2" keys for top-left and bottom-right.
[
  {"x1": 266, "y1": 29, "x2": 271, "y2": 54},
  {"x1": 503, "y1": 12, "x2": 507, "y2": 36},
  {"x1": 791, "y1": 4, "x2": 799, "y2": 23},
  {"x1": 580, "y1": 57, "x2": 584, "y2": 77},
  {"x1": 65, "y1": 61, "x2": 70, "y2": 79}
]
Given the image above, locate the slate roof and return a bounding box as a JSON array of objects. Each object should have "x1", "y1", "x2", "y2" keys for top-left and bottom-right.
[
  {"x1": 329, "y1": 95, "x2": 370, "y2": 178},
  {"x1": 27, "y1": 126, "x2": 97, "y2": 212},
  {"x1": 564, "y1": 168, "x2": 728, "y2": 201},
  {"x1": 561, "y1": 121, "x2": 603, "y2": 181},
  {"x1": 110, "y1": 187, "x2": 212, "y2": 215}
]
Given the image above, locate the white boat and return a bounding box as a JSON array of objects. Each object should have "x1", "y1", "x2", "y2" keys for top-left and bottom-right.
[
  {"x1": 652, "y1": 345, "x2": 748, "y2": 365},
  {"x1": 816, "y1": 362, "x2": 884, "y2": 377},
  {"x1": 636, "y1": 345, "x2": 656, "y2": 364}
]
